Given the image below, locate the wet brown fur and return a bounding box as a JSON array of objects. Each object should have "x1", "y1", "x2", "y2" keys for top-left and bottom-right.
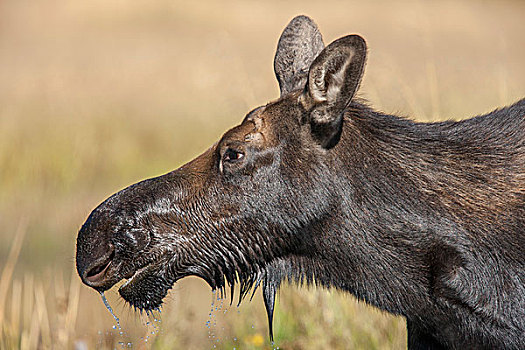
[{"x1": 76, "y1": 16, "x2": 525, "y2": 349}]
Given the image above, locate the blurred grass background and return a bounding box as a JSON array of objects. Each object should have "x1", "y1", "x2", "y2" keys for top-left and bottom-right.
[{"x1": 0, "y1": 0, "x2": 524, "y2": 348}]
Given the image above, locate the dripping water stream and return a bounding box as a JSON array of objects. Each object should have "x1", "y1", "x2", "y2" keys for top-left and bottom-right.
[
  {"x1": 100, "y1": 291, "x2": 121, "y2": 331},
  {"x1": 100, "y1": 291, "x2": 133, "y2": 348},
  {"x1": 99, "y1": 291, "x2": 163, "y2": 348}
]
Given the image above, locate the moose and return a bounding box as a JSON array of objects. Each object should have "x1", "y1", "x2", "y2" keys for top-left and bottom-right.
[{"x1": 76, "y1": 15, "x2": 525, "y2": 349}]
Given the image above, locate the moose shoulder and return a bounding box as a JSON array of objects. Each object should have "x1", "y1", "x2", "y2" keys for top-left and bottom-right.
[{"x1": 76, "y1": 15, "x2": 525, "y2": 349}]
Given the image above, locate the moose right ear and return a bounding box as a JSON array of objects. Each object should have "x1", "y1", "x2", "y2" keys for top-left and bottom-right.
[
  {"x1": 274, "y1": 15, "x2": 325, "y2": 96},
  {"x1": 303, "y1": 35, "x2": 367, "y2": 149}
]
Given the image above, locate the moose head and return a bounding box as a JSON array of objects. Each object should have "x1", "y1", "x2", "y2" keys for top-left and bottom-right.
[{"x1": 76, "y1": 15, "x2": 366, "y2": 336}]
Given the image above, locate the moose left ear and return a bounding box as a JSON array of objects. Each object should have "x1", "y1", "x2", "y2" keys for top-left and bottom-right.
[{"x1": 303, "y1": 35, "x2": 367, "y2": 149}]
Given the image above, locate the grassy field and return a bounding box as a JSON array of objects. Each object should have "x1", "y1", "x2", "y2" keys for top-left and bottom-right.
[{"x1": 1, "y1": 0, "x2": 524, "y2": 348}]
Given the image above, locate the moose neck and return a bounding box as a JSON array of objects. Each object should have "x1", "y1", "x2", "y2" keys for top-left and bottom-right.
[{"x1": 269, "y1": 101, "x2": 477, "y2": 317}]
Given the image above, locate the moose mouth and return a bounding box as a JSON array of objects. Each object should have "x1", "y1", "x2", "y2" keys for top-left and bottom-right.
[
  {"x1": 88, "y1": 249, "x2": 280, "y2": 339},
  {"x1": 117, "y1": 257, "x2": 179, "y2": 312}
]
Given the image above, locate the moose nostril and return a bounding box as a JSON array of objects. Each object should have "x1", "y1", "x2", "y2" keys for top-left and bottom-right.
[
  {"x1": 86, "y1": 260, "x2": 110, "y2": 279},
  {"x1": 85, "y1": 249, "x2": 115, "y2": 284}
]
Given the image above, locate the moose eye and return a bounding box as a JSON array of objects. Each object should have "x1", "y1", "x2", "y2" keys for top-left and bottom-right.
[{"x1": 222, "y1": 148, "x2": 244, "y2": 163}]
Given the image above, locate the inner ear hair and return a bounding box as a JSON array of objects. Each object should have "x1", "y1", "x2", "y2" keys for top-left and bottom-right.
[
  {"x1": 303, "y1": 35, "x2": 367, "y2": 149},
  {"x1": 310, "y1": 47, "x2": 355, "y2": 104},
  {"x1": 307, "y1": 35, "x2": 367, "y2": 114}
]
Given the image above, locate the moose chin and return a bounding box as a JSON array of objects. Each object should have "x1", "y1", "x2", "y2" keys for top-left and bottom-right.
[{"x1": 76, "y1": 15, "x2": 525, "y2": 349}]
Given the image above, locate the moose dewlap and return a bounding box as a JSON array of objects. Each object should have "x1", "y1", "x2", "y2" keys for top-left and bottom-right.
[{"x1": 76, "y1": 15, "x2": 525, "y2": 349}]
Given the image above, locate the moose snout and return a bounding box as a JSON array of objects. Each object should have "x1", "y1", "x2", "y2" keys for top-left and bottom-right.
[
  {"x1": 76, "y1": 183, "x2": 159, "y2": 291},
  {"x1": 76, "y1": 220, "x2": 118, "y2": 290},
  {"x1": 76, "y1": 206, "x2": 122, "y2": 290}
]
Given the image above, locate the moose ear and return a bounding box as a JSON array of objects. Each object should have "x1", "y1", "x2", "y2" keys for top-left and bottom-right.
[
  {"x1": 304, "y1": 35, "x2": 367, "y2": 149},
  {"x1": 274, "y1": 15, "x2": 325, "y2": 96}
]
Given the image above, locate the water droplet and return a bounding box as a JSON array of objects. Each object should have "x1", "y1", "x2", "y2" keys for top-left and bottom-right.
[{"x1": 99, "y1": 292, "x2": 121, "y2": 331}]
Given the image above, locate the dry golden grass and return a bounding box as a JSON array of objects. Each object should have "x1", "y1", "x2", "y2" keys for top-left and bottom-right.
[{"x1": 1, "y1": 0, "x2": 524, "y2": 349}]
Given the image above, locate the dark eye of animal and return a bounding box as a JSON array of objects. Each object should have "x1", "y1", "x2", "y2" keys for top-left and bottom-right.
[
  {"x1": 222, "y1": 148, "x2": 244, "y2": 163},
  {"x1": 76, "y1": 14, "x2": 525, "y2": 350}
]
